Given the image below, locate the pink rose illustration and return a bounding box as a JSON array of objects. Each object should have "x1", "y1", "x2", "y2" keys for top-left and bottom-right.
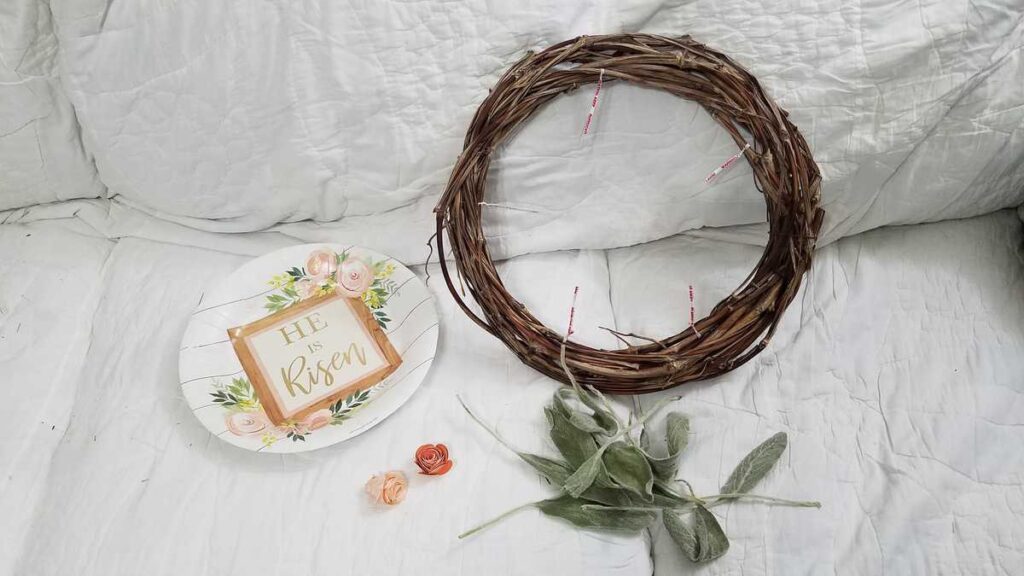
[
  {"x1": 337, "y1": 258, "x2": 373, "y2": 297},
  {"x1": 295, "y1": 278, "x2": 319, "y2": 299},
  {"x1": 305, "y1": 248, "x2": 338, "y2": 281},
  {"x1": 303, "y1": 409, "x2": 333, "y2": 431},
  {"x1": 226, "y1": 411, "x2": 269, "y2": 436}
]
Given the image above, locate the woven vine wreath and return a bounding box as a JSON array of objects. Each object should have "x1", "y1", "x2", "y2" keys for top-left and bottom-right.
[{"x1": 433, "y1": 33, "x2": 824, "y2": 394}]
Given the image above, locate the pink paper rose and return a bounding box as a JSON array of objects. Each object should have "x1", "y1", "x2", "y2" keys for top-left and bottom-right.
[
  {"x1": 305, "y1": 248, "x2": 338, "y2": 281},
  {"x1": 226, "y1": 411, "x2": 269, "y2": 436},
  {"x1": 303, "y1": 408, "x2": 333, "y2": 431},
  {"x1": 337, "y1": 258, "x2": 373, "y2": 297}
]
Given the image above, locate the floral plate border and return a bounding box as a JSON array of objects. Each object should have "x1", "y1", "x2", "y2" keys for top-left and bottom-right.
[{"x1": 178, "y1": 244, "x2": 438, "y2": 453}]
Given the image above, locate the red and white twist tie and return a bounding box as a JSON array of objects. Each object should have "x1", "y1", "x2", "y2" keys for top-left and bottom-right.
[
  {"x1": 582, "y1": 69, "x2": 605, "y2": 135},
  {"x1": 688, "y1": 285, "x2": 696, "y2": 326},
  {"x1": 688, "y1": 284, "x2": 701, "y2": 337},
  {"x1": 566, "y1": 286, "x2": 579, "y2": 339},
  {"x1": 704, "y1": 143, "x2": 752, "y2": 184}
]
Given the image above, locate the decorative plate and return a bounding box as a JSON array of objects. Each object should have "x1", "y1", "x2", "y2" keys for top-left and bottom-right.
[{"x1": 178, "y1": 244, "x2": 438, "y2": 453}]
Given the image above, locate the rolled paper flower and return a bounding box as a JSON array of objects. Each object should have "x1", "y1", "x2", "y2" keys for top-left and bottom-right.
[
  {"x1": 415, "y1": 443, "x2": 454, "y2": 476},
  {"x1": 337, "y1": 258, "x2": 373, "y2": 297},
  {"x1": 225, "y1": 411, "x2": 269, "y2": 436},
  {"x1": 305, "y1": 248, "x2": 338, "y2": 280},
  {"x1": 303, "y1": 408, "x2": 333, "y2": 431},
  {"x1": 365, "y1": 471, "x2": 408, "y2": 505}
]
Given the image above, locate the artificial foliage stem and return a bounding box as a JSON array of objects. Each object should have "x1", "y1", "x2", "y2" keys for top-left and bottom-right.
[{"x1": 458, "y1": 501, "x2": 539, "y2": 539}]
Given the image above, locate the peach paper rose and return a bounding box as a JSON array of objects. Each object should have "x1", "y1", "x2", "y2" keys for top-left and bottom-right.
[
  {"x1": 305, "y1": 248, "x2": 338, "y2": 280},
  {"x1": 303, "y1": 408, "x2": 333, "y2": 431},
  {"x1": 226, "y1": 411, "x2": 269, "y2": 436},
  {"x1": 337, "y1": 258, "x2": 373, "y2": 297},
  {"x1": 365, "y1": 471, "x2": 407, "y2": 505},
  {"x1": 415, "y1": 443, "x2": 454, "y2": 476}
]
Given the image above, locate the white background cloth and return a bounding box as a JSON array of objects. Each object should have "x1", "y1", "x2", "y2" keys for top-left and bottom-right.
[
  {"x1": 32, "y1": 0, "x2": 1024, "y2": 256},
  {"x1": 3, "y1": 209, "x2": 1023, "y2": 575},
  {"x1": 2, "y1": 0, "x2": 1024, "y2": 574}
]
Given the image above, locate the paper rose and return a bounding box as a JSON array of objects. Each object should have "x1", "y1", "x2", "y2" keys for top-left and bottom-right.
[
  {"x1": 365, "y1": 471, "x2": 408, "y2": 505},
  {"x1": 415, "y1": 443, "x2": 454, "y2": 476},
  {"x1": 337, "y1": 258, "x2": 373, "y2": 297},
  {"x1": 303, "y1": 408, "x2": 333, "y2": 431},
  {"x1": 225, "y1": 411, "x2": 269, "y2": 436},
  {"x1": 305, "y1": 248, "x2": 338, "y2": 280}
]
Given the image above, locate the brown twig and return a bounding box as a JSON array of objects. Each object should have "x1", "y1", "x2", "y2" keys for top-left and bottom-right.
[{"x1": 432, "y1": 33, "x2": 823, "y2": 394}]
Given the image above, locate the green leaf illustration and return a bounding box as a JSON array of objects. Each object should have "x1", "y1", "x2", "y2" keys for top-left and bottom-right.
[{"x1": 329, "y1": 388, "x2": 374, "y2": 424}]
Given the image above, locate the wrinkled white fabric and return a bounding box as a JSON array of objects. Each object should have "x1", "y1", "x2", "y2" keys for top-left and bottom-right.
[
  {"x1": 2, "y1": 209, "x2": 1023, "y2": 575},
  {"x1": 2, "y1": 0, "x2": 1024, "y2": 574},
  {"x1": 40, "y1": 0, "x2": 1024, "y2": 256},
  {"x1": 0, "y1": 0, "x2": 104, "y2": 210}
]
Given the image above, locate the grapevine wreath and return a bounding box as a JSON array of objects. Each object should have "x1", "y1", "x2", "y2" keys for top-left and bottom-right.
[{"x1": 433, "y1": 33, "x2": 824, "y2": 394}]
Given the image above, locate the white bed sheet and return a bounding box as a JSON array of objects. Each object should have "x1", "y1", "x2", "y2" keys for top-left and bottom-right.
[{"x1": 2, "y1": 208, "x2": 1022, "y2": 575}]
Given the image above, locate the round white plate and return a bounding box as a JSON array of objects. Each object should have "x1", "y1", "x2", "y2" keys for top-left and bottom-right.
[{"x1": 178, "y1": 244, "x2": 438, "y2": 453}]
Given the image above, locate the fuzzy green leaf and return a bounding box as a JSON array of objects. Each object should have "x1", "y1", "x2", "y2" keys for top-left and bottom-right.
[
  {"x1": 553, "y1": 390, "x2": 605, "y2": 434},
  {"x1": 603, "y1": 442, "x2": 654, "y2": 500},
  {"x1": 537, "y1": 496, "x2": 656, "y2": 533},
  {"x1": 580, "y1": 486, "x2": 681, "y2": 509},
  {"x1": 663, "y1": 511, "x2": 698, "y2": 561},
  {"x1": 568, "y1": 384, "x2": 618, "y2": 434},
  {"x1": 645, "y1": 412, "x2": 690, "y2": 481},
  {"x1": 518, "y1": 453, "x2": 574, "y2": 486},
  {"x1": 665, "y1": 412, "x2": 689, "y2": 455},
  {"x1": 580, "y1": 486, "x2": 639, "y2": 507},
  {"x1": 562, "y1": 450, "x2": 605, "y2": 498},
  {"x1": 721, "y1": 432, "x2": 787, "y2": 494},
  {"x1": 693, "y1": 506, "x2": 730, "y2": 562},
  {"x1": 547, "y1": 407, "x2": 598, "y2": 468}
]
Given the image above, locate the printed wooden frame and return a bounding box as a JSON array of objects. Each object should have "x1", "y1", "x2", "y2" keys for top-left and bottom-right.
[{"x1": 227, "y1": 291, "x2": 402, "y2": 425}]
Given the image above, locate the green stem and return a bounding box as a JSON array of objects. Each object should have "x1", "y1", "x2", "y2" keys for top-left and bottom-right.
[
  {"x1": 581, "y1": 504, "x2": 695, "y2": 513},
  {"x1": 558, "y1": 343, "x2": 627, "y2": 431},
  {"x1": 581, "y1": 492, "x2": 821, "y2": 513},
  {"x1": 703, "y1": 493, "x2": 821, "y2": 508},
  {"x1": 458, "y1": 390, "x2": 669, "y2": 474},
  {"x1": 655, "y1": 479, "x2": 704, "y2": 505},
  {"x1": 458, "y1": 501, "x2": 539, "y2": 539},
  {"x1": 456, "y1": 394, "x2": 522, "y2": 455},
  {"x1": 678, "y1": 478, "x2": 699, "y2": 499}
]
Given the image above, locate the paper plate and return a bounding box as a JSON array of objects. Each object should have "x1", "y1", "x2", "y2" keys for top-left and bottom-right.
[{"x1": 178, "y1": 244, "x2": 438, "y2": 453}]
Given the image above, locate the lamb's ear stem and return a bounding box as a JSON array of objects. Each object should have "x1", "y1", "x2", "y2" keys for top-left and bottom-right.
[
  {"x1": 558, "y1": 341, "x2": 626, "y2": 431},
  {"x1": 458, "y1": 501, "x2": 540, "y2": 539},
  {"x1": 456, "y1": 394, "x2": 520, "y2": 455}
]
